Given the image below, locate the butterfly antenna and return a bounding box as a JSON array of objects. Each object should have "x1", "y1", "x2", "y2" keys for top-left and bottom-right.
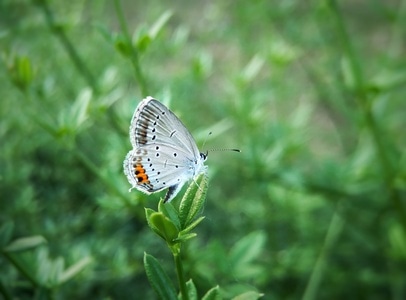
[
  {"x1": 201, "y1": 131, "x2": 213, "y2": 150},
  {"x1": 207, "y1": 148, "x2": 241, "y2": 153},
  {"x1": 201, "y1": 132, "x2": 241, "y2": 154}
]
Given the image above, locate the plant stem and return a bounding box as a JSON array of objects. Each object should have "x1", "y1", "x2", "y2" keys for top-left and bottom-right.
[
  {"x1": 2, "y1": 251, "x2": 39, "y2": 288},
  {"x1": 73, "y1": 149, "x2": 136, "y2": 209},
  {"x1": 173, "y1": 248, "x2": 189, "y2": 300},
  {"x1": 302, "y1": 206, "x2": 345, "y2": 300},
  {"x1": 327, "y1": 0, "x2": 406, "y2": 229},
  {"x1": 0, "y1": 278, "x2": 12, "y2": 300},
  {"x1": 34, "y1": 0, "x2": 99, "y2": 94},
  {"x1": 113, "y1": 0, "x2": 148, "y2": 96}
]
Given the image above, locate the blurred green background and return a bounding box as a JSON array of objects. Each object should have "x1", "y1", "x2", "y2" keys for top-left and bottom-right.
[{"x1": 1, "y1": 0, "x2": 406, "y2": 299}]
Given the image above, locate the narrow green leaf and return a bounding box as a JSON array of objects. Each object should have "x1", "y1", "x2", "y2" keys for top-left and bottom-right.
[
  {"x1": 232, "y1": 291, "x2": 264, "y2": 300},
  {"x1": 202, "y1": 286, "x2": 222, "y2": 300},
  {"x1": 192, "y1": 51, "x2": 213, "y2": 78},
  {"x1": 114, "y1": 35, "x2": 131, "y2": 57},
  {"x1": 341, "y1": 56, "x2": 356, "y2": 91},
  {"x1": 51, "y1": 256, "x2": 65, "y2": 287},
  {"x1": 36, "y1": 247, "x2": 55, "y2": 287},
  {"x1": 174, "y1": 233, "x2": 197, "y2": 243},
  {"x1": 186, "y1": 279, "x2": 197, "y2": 300},
  {"x1": 180, "y1": 216, "x2": 205, "y2": 235},
  {"x1": 135, "y1": 33, "x2": 151, "y2": 53},
  {"x1": 59, "y1": 256, "x2": 92, "y2": 284},
  {"x1": 6, "y1": 54, "x2": 34, "y2": 91},
  {"x1": 159, "y1": 200, "x2": 181, "y2": 230},
  {"x1": 389, "y1": 224, "x2": 406, "y2": 259},
  {"x1": 144, "y1": 252, "x2": 177, "y2": 300},
  {"x1": 240, "y1": 55, "x2": 264, "y2": 84},
  {"x1": 71, "y1": 88, "x2": 92, "y2": 128},
  {"x1": 4, "y1": 236, "x2": 47, "y2": 252},
  {"x1": 95, "y1": 22, "x2": 114, "y2": 43},
  {"x1": 0, "y1": 222, "x2": 14, "y2": 248},
  {"x1": 229, "y1": 231, "x2": 266, "y2": 267},
  {"x1": 179, "y1": 172, "x2": 208, "y2": 228},
  {"x1": 369, "y1": 69, "x2": 406, "y2": 92},
  {"x1": 17, "y1": 56, "x2": 34, "y2": 88},
  {"x1": 149, "y1": 10, "x2": 173, "y2": 39}
]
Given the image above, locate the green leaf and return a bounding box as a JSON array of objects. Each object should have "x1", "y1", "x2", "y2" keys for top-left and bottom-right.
[
  {"x1": 3, "y1": 251, "x2": 39, "y2": 286},
  {"x1": 389, "y1": 224, "x2": 406, "y2": 259},
  {"x1": 368, "y1": 69, "x2": 406, "y2": 92},
  {"x1": 145, "y1": 208, "x2": 163, "y2": 238},
  {"x1": 71, "y1": 88, "x2": 92, "y2": 129},
  {"x1": 148, "y1": 212, "x2": 179, "y2": 243},
  {"x1": 149, "y1": 10, "x2": 173, "y2": 39},
  {"x1": 144, "y1": 252, "x2": 177, "y2": 300},
  {"x1": 180, "y1": 216, "x2": 205, "y2": 235},
  {"x1": 145, "y1": 207, "x2": 157, "y2": 218},
  {"x1": 0, "y1": 222, "x2": 14, "y2": 248},
  {"x1": 229, "y1": 231, "x2": 266, "y2": 266},
  {"x1": 186, "y1": 279, "x2": 198, "y2": 300},
  {"x1": 17, "y1": 56, "x2": 34, "y2": 88},
  {"x1": 135, "y1": 33, "x2": 151, "y2": 53},
  {"x1": 229, "y1": 231, "x2": 266, "y2": 279},
  {"x1": 0, "y1": 277, "x2": 13, "y2": 299},
  {"x1": 6, "y1": 54, "x2": 34, "y2": 91},
  {"x1": 36, "y1": 247, "x2": 62, "y2": 287},
  {"x1": 239, "y1": 55, "x2": 264, "y2": 84},
  {"x1": 192, "y1": 51, "x2": 213, "y2": 78},
  {"x1": 174, "y1": 232, "x2": 197, "y2": 243},
  {"x1": 114, "y1": 34, "x2": 131, "y2": 57},
  {"x1": 95, "y1": 22, "x2": 114, "y2": 43},
  {"x1": 179, "y1": 172, "x2": 208, "y2": 228},
  {"x1": 159, "y1": 200, "x2": 181, "y2": 230},
  {"x1": 202, "y1": 286, "x2": 222, "y2": 300},
  {"x1": 59, "y1": 256, "x2": 92, "y2": 284},
  {"x1": 4, "y1": 236, "x2": 47, "y2": 252},
  {"x1": 341, "y1": 56, "x2": 356, "y2": 91},
  {"x1": 231, "y1": 291, "x2": 264, "y2": 300}
]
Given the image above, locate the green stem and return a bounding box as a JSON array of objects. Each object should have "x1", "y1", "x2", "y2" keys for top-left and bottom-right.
[
  {"x1": 386, "y1": 0, "x2": 406, "y2": 61},
  {"x1": 113, "y1": 0, "x2": 148, "y2": 96},
  {"x1": 0, "y1": 280, "x2": 12, "y2": 300},
  {"x1": 327, "y1": 0, "x2": 406, "y2": 228},
  {"x1": 173, "y1": 248, "x2": 189, "y2": 300},
  {"x1": 302, "y1": 207, "x2": 345, "y2": 300},
  {"x1": 2, "y1": 251, "x2": 39, "y2": 288},
  {"x1": 34, "y1": 0, "x2": 99, "y2": 94},
  {"x1": 327, "y1": 0, "x2": 364, "y2": 100},
  {"x1": 73, "y1": 149, "x2": 136, "y2": 209}
]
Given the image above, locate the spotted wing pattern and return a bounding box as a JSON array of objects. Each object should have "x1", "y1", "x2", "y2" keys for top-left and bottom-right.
[{"x1": 123, "y1": 97, "x2": 206, "y2": 202}]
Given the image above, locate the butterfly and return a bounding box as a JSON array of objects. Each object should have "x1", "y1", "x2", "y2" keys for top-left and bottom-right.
[{"x1": 123, "y1": 96, "x2": 207, "y2": 202}]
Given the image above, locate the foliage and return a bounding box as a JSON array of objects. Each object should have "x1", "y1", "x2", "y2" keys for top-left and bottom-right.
[{"x1": 1, "y1": 0, "x2": 406, "y2": 299}]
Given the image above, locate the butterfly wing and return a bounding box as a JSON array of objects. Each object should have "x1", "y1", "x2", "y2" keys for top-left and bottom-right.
[
  {"x1": 123, "y1": 144, "x2": 198, "y2": 202},
  {"x1": 124, "y1": 97, "x2": 205, "y2": 202},
  {"x1": 129, "y1": 97, "x2": 201, "y2": 160}
]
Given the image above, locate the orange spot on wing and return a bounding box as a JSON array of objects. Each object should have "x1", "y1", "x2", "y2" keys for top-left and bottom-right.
[{"x1": 134, "y1": 163, "x2": 150, "y2": 184}]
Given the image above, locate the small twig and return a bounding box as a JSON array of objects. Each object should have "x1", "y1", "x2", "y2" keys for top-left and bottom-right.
[
  {"x1": 113, "y1": 0, "x2": 148, "y2": 96},
  {"x1": 34, "y1": 0, "x2": 99, "y2": 93}
]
